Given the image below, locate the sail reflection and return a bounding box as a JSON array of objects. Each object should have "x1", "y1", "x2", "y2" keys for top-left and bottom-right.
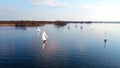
[
  {"x1": 37, "y1": 31, "x2": 40, "y2": 36},
  {"x1": 68, "y1": 26, "x2": 70, "y2": 30},
  {"x1": 42, "y1": 41, "x2": 47, "y2": 50},
  {"x1": 104, "y1": 41, "x2": 107, "y2": 48}
]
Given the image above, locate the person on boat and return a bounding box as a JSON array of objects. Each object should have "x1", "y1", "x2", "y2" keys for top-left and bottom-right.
[{"x1": 42, "y1": 30, "x2": 48, "y2": 43}]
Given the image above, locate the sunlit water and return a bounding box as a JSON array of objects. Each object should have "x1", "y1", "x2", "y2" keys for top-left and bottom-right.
[{"x1": 0, "y1": 23, "x2": 120, "y2": 68}]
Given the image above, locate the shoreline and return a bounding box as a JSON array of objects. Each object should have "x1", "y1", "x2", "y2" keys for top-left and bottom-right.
[
  {"x1": 0, "y1": 21, "x2": 68, "y2": 26},
  {"x1": 0, "y1": 24, "x2": 15, "y2": 26},
  {"x1": 0, "y1": 21, "x2": 120, "y2": 26}
]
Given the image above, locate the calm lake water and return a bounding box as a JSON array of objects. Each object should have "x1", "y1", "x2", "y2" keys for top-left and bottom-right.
[{"x1": 0, "y1": 23, "x2": 120, "y2": 68}]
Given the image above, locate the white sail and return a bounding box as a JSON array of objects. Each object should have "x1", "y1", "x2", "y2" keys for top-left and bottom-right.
[
  {"x1": 42, "y1": 30, "x2": 48, "y2": 41},
  {"x1": 37, "y1": 27, "x2": 41, "y2": 32},
  {"x1": 104, "y1": 32, "x2": 107, "y2": 42}
]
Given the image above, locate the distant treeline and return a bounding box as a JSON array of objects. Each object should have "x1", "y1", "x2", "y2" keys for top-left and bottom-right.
[
  {"x1": 0, "y1": 21, "x2": 119, "y2": 26},
  {"x1": 0, "y1": 21, "x2": 68, "y2": 26}
]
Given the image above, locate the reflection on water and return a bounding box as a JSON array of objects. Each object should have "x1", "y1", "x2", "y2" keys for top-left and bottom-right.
[
  {"x1": 15, "y1": 26, "x2": 30, "y2": 30},
  {"x1": 42, "y1": 41, "x2": 48, "y2": 50},
  {"x1": 37, "y1": 31, "x2": 41, "y2": 36},
  {"x1": 1, "y1": 23, "x2": 120, "y2": 68},
  {"x1": 104, "y1": 41, "x2": 107, "y2": 48}
]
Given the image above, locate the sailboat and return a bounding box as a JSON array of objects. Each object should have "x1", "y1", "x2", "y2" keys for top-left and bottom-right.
[
  {"x1": 80, "y1": 25, "x2": 83, "y2": 29},
  {"x1": 104, "y1": 32, "x2": 107, "y2": 42},
  {"x1": 42, "y1": 30, "x2": 48, "y2": 43},
  {"x1": 37, "y1": 27, "x2": 41, "y2": 32},
  {"x1": 24, "y1": 26, "x2": 30, "y2": 30}
]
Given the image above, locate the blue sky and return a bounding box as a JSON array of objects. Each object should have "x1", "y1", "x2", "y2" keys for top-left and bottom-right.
[{"x1": 0, "y1": 0, "x2": 120, "y2": 21}]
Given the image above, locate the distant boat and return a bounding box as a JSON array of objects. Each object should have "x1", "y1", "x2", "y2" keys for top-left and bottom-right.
[
  {"x1": 42, "y1": 30, "x2": 48, "y2": 42},
  {"x1": 75, "y1": 25, "x2": 77, "y2": 28},
  {"x1": 37, "y1": 27, "x2": 41, "y2": 32},
  {"x1": 91, "y1": 28, "x2": 94, "y2": 30},
  {"x1": 80, "y1": 26, "x2": 83, "y2": 29},
  {"x1": 68, "y1": 26, "x2": 70, "y2": 30},
  {"x1": 91, "y1": 26, "x2": 94, "y2": 30},
  {"x1": 24, "y1": 27, "x2": 30, "y2": 30}
]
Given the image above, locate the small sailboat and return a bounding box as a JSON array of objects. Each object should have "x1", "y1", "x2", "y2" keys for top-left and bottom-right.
[
  {"x1": 42, "y1": 30, "x2": 48, "y2": 43},
  {"x1": 37, "y1": 27, "x2": 41, "y2": 32},
  {"x1": 75, "y1": 25, "x2": 77, "y2": 28},
  {"x1": 104, "y1": 32, "x2": 107, "y2": 42},
  {"x1": 24, "y1": 26, "x2": 30, "y2": 30},
  {"x1": 80, "y1": 25, "x2": 83, "y2": 29},
  {"x1": 68, "y1": 26, "x2": 70, "y2": 30},
  {"x1": 90, "y1": 24, "x2": 94, "y2": 30}
]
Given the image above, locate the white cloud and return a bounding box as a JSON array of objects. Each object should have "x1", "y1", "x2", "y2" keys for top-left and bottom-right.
[
  {"x1": 0, "y1": 6, "x2": 4, "y2": 10},
  {"x1": 0, "y1": 6, "x2": 10, "y2": 11},
  {"x1": 79, "y1": 1, "x2": 120, "y2": 21},
  {"x1": 80, "y1": 1, "x2": 107, "y2": 10},
  {"x1": 0, "y1": 6, "x2": 38, "y2": 20},
  {"x1": 29, "y1": 0, "x2": 70, "y2": 7}
]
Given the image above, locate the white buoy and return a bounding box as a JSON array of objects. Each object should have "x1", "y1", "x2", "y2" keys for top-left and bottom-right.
[{"x1": 42, "y1": 30, "x2": 48, "y2": 42}]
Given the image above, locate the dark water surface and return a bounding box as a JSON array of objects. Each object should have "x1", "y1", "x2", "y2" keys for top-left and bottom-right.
[{"x1": 0, "y1": 23, "x2": 120, "y2": 68}]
